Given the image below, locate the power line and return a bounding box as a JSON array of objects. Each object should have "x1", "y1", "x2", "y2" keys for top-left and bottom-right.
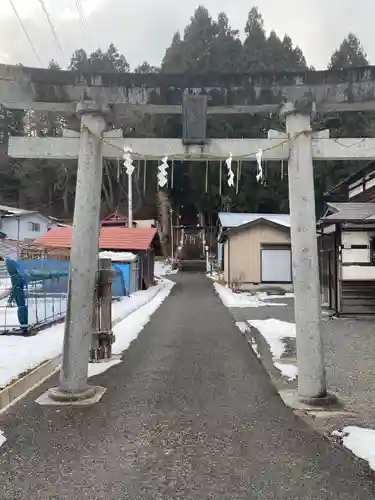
[
  {"x1": 74, "y1": 0, "x2": 93, "y2": 46},
  {"x1": 38, "y1": 0, "x2": 65, "y2": 60},
  {"x1": 8, "y1": 0, "x2": 43, "y2": 67}
]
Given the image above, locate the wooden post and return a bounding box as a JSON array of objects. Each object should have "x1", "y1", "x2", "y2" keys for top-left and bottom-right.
[
  {"x1": 89, "y1": 258, "x2": 116, "y2": 362},
  {"x1": 90, "y1": 263, "x2": 100, "y2": 362},
  {"x1": 99, "y1": 258, "x2": 116, "y2": 360}
]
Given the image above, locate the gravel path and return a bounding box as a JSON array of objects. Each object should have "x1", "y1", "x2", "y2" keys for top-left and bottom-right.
[{"x1": 0, "y1": 274, "x2": 374, "y2": 499}]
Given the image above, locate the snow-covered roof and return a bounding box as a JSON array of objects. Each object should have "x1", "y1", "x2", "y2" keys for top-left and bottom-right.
[
  {"x1": 99, "y1": 251, "x2": 137, "y2": 262},
  {"x1": 0, "y1": 204, "x2": 35, "y2": 216},
  {"x1": 218, "y1": 212, "x2": 291, "y2": 229}
]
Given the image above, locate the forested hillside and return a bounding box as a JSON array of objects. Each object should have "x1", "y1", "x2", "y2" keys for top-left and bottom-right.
[{"x1": 0, "y1": 6, "x2": 371, "y2": 224}]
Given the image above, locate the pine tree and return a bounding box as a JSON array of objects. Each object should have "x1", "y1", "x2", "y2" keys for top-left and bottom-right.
[
  {"x1": 329, "y1": 33, "x2": 368, "y2": 69},
  {"x1": 134, "y1": 62, "x2": 160, "y2": 73}
]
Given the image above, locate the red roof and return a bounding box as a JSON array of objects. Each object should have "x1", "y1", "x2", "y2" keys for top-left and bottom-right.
[{"x1": 35, "y1": 226, "x2": 157, "y2": 251}]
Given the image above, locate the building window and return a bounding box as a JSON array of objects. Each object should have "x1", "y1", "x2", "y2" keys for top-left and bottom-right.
[{"x1": 28, "y1": 222, "x2": 41, "y2": 232}]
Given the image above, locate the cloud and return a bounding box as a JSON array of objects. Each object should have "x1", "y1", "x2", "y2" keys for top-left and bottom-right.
[{"x1": 0, "y1": 0, "x2": 374, "y2": 70}]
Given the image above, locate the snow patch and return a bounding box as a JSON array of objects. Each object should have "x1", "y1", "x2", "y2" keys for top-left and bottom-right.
[
  {"x1": 112, "y1": 280, "x2": 174, "y2": 354},
  {"x1": 274, "y1": 362, "x2": 298, "y2": 381},
  {"x1": 248, "y1": 319, "x2": 297, "y2": 380},
  {"x1": 214, "y1": 283, "x2": 287, "y2": 308},
  {"x1": 99, "y1": 251, "x2": 137, "y2": 262},
  {"x1": 207, "y1": 271, "x2": 223, "y2": 281},
  {"x1": 332, "y1": 426, "x2": 375, "y2": 471},
  {"x1": 248, "y1": 319, "x2": 295, "y2": 358},
  {"x1": 154, "y1": 261, "x2": 177, "y2": 276},
  {"x1": 0, "y1": 430, "x2": 6, "y2": 448},
  {"x1": 250, "y1": 340, "x2": 261, "y2": 359},
  {"x1": 235, "y1": 321, "x2": 248, "y2": 334}
]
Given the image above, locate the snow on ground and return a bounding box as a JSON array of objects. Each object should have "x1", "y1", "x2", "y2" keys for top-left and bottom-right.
[
  {"x1": 0, "y1": 430, "x2": 5, "y2": 448},
  {"x1": 214, "y1": 283, "x2": 287, "y2": 308},
  {"x1": 248, "y1": 319, "x2": 296, "y2": 358},
  {"x1": 235, "y1": 321, "x2": 248, "y2": 334},
  {"x1": 207, "y1": 270, "x2": 223, "y2": 281},
  {"x1": 273, "y1": 362, "x2": 298, "y2": 380},
  {"x1": 248, "y1": 319, "x2": 298, "y2": 381},
  {"x1": 332, "y1": 427, "x2": 375, "y2": 471},
  {"x1": 0, "y1": 279, "x2": 174, "y2": 389},
  {"x1": 154, "y1": 261, "x2": 178, "y2": 276}
]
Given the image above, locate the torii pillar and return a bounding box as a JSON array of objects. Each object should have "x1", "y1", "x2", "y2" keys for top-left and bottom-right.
[
  {"x1": 49, "y1": 102, "x2": 108, "y2": 403},
  {"x1": 281, "y1": 99, "x2": 330, "y2": 404}
]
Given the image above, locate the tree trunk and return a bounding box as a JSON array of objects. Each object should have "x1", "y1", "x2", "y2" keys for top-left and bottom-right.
[
  {"x1": 157, "y1": 188, "x2": 170, "y2": 257},
  {"x1": 103, "y1": 160, "x2": 115, "y2": 211}
]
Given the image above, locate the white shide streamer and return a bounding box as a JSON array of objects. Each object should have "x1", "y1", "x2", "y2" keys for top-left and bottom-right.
[
  {"x1": 256, "y1": 149, "x2": 263, "y2": 183},
  {"x1": 157, "y1": 156, "x2": 169, "y2": 188},
  {"x1": 123, "y1": 147, "x2": 135, "y2": 176},
  {"x1": 225, "y1": 153, "x2": 235, "y2": 187}
]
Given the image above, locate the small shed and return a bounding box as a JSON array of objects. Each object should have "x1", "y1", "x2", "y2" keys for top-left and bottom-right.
[
  {"x1": 318, "y1": 202, "x2": 375, "y2": 315},
  {"x1": 219, "y1": 216, "x2": 292, "y2": 289},
  {"x1": 217, "y1": 212, "x2": 291, "y2": 269},
  {"x1": 99, "y1": 251, "x2": 138, "y2": 296},
  {"x1": 34, "y1": 226, "x2": 160, "y2": 290}
]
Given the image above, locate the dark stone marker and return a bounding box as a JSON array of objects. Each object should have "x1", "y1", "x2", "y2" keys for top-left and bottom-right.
[{"x1": 182, "y1": 94, "x2": 208, "y2": 145}]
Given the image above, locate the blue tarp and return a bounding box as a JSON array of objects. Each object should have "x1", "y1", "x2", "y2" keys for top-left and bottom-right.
[{"x1": 112, "y1": 263, "x2": 137, "y2": 296}]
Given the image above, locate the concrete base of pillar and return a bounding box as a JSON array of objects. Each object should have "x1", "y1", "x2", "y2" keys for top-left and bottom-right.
[
  {"x1": 36, "y1": 385, "x2": 106, "y2": 406},
  {"x1": 279, "y1": 389, "x2": 341, "y2": 411}
]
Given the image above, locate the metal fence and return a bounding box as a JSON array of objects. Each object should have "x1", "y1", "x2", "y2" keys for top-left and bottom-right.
[
  {"x1": 0, "y1": 257, "x2": 128, "y2": 335},
  {"x1": 0, "y1": 258, "x2": 69, "y2": 334}
]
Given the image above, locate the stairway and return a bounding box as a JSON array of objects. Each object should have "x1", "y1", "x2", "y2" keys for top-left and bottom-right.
[{"x1": 178, "y1": 259, "x2": 206, "y2": 273}]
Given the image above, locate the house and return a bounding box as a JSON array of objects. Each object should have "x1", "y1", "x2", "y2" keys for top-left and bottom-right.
[
  {"x1": 324, "y1": 161, "x2": 375, "y2": 203},
  {"x1": 0, "y1": 205, "x2": 58, "y2": 241},
  {"x1": 34, "y1": 226, "x2": 161, "y2": 289},
  {"x1": 317, "y1": 202, "x2": 375, "y2": 315},
  {"x1": 218, "y1": 215, "x2": 292, "y2": 289},
  {"x1": 217, "y1": 212, "x2": 291, "y2": 268},
  {"x1": 101, "y1": 212, "x2": 156, "y2": 229},
  {"x1": 317, "y1": 162, "x2": 375, "y2": 315}
]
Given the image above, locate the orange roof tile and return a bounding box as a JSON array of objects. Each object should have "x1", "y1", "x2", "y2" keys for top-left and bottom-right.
[{"x1": 35, "y1": 226, "x2": 157, "y2": 251}]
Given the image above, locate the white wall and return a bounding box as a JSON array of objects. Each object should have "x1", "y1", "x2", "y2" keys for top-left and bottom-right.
[
  {"x1": 1, "y1": 213, "x2": 57, "y2": 241},
  {"x1": 340, "y1": 229, "x2": 375, "y2": 280}
]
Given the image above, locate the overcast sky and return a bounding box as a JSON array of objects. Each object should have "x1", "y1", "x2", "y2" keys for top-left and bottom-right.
[{"x1": 1, "y1": 0, "x2": 375, "y2": 70}]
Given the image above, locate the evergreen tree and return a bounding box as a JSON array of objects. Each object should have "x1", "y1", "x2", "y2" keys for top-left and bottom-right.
[
  {"x1": 329, "y1": 33, "x2": 368, "y2": 69},
  {"x1": 134, "y1": 61, "x2": 160, "y2": 73},
  {"x1": 315, "y1": 33, "x2": 372, "y2": 215}
]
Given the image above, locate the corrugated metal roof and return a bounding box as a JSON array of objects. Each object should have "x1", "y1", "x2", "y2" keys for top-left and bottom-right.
[
  {"x1": 321, "y1": 202, "x2": 375, "y2": 223},
  {"x1": 0, "y1": 204, "x2": 35, "y2": 216},
  {"x1": 35, "y1": 227, "x2": 158, "y2": 251},
  {"x1": 328, "y1": 202, "x2": 375, "y2": 217},
  {"x1": 218, "y1": 212, "x2": 291, "y2": 228}
]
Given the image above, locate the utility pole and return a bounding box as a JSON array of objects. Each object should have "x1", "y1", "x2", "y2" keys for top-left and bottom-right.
[
  {"x1": 282, "y1": 101, "x2": 327, "y2": 403},
  {"x1": 170, "y1": 208, "x2": 174, "y2": 260},
  {"x1": 124, "y1": 148, "x2": 134, "y2": 228},
  {"x1": 49, "y1": 103, "x2": 108, "y2": 403}
]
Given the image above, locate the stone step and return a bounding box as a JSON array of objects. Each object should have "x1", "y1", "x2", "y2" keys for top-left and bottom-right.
[{"x1": 178, "y1": 260, "x2": 206, "y2": 273}]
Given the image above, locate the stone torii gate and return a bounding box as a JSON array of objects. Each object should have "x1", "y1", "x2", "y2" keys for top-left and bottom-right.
[{"x1": 5, "y1": 64, "x2": 375, "y2": 406}]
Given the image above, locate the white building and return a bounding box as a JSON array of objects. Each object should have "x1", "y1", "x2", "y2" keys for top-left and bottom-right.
[{"x1": 0, "y1": 205, "x2": 59, "y2": 242}]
